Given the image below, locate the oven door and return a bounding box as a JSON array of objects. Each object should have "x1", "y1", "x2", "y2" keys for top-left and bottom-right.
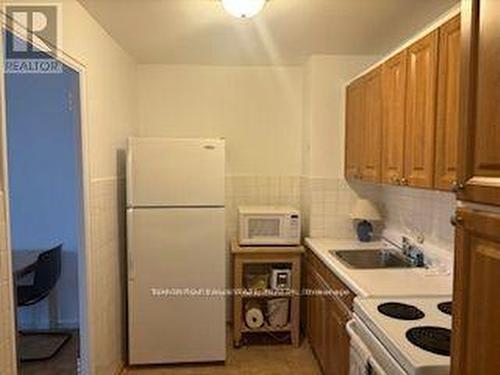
[{"x1": 347, "y1": 319, "x2": 406, "y2": 375}]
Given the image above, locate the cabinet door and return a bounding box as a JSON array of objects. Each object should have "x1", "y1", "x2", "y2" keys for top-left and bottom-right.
[
  {"x1": 361, "y1": 68, "x2": 383, "y2": 183},
  {"x1": 435, "y1": 16, "x2": 461, "y2": 191},
  {"x1": 382, "y1": 51, "x2": 407, "y2": 185},
  {"x1": 404, "y1": 30, "x2": 439, "y2": 188},
  {"x1": 345, "y1": 79, "x2": 364, "y2": 180},
  {"x1": 306, "y1": 265, "x2": 327, "y2": 370},
  {"x1": 451, "y1": 208, "x2": 500, "y2": 374},
  {"x1": 457, "y1": 0, "x2": 500, "y2": 206},
  {"x1": 324, "y1": 298, "x2": 350, "y2": 375}
]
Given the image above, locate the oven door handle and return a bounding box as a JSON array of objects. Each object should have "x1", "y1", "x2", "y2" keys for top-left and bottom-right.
[
  {"x1": 346, "y1": 319, "x2": 389, "y2": 375},
  {"x1": 347, "y1": 320, "x2": 373, "y2": 374},
  {"x1": 368, "y1": 357, "x2": 387, "y2": 375},
  {"x1": 346, "y1": 319, "x2": 357, "y2": 337}
]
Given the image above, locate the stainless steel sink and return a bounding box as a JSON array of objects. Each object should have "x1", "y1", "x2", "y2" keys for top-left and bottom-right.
[{"x1": 330, "y1": 249, "x2": 415, "y2": 269}]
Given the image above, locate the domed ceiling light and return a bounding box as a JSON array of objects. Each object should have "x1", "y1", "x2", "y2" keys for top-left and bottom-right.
[{"x1": 221, "y1": 0, "x2": 267, "y2": 18}]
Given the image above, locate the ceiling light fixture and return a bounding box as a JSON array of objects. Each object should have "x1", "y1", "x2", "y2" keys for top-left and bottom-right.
[{"x1": 221, "y1": 0, "x2": 267, "y2": 19}]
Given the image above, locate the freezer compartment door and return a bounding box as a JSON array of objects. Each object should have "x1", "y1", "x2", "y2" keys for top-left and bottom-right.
[
  {"x1": 127, "y1": 138, "x2": 225, "y2": 207},
  {"x1": 127, "y1": 208, "x2": 226, "y2": 365}
]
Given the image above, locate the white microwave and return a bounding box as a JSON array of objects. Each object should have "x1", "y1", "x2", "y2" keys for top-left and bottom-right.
[{"x1": 238, "y1": 206, "x2": 301, "y2": 246}]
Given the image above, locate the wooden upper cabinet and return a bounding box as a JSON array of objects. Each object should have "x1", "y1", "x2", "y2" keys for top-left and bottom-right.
[
  {"x1": 361, "y1": 68, "x2": 383, "y2": 183},
  {"x1": 458, "y1": 0, "x2": 500, "y2": 206},
  {"x1": 435, "y1": 16, "x2": 461, "y2": 191},
  {"x1": 345, "y1": 79, "x2": 364, "y2": 180},
  {"x1": 345, "y1": 17, "x2": 463, "y2": 190},
  {"x1": 451, "y1": 208, "x2": 500, "y2": 375},
  {"x1": 382, "y1": 51, "x2": 407, "y2": 185},
  {"x1": 404, "y1": 30, "x2": 439, "y2": 188}
]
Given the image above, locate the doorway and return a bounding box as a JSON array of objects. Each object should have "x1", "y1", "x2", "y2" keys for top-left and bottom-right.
[{"x1": 2, "y1": 30, "x2": 88, "y2": 374}]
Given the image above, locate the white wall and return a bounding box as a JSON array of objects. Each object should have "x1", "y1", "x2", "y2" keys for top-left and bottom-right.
[
  {"x1": 4, "y1": 1, "x2": 138, "y2": 374},
  {"x1": 58, "y1": 1, "x2": 137, "y2": 374},
  {"x1": 137, "y1": 65, "x2": 303, "y2": 176},
  {"x1": 302, "y1": 55, "x2": 379, "y2": 178},
  {"x1": 58, "y1": 0, "x2": 138, "y2": 179},
  {"x1": 136, "y1": 59, "x2": 384, "y2": 242},
  {"x1": 301, "y1": 55, "x2": 379, "y2": 238}
]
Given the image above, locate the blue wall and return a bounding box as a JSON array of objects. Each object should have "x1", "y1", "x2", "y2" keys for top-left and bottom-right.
[{"x1": 5, "y1": 34, "x2": 83, "y2": 328}]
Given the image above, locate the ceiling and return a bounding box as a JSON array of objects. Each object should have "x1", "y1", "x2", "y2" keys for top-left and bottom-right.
[{"x1": 78, "y1": 0, "x2": 459, "y2": 65}]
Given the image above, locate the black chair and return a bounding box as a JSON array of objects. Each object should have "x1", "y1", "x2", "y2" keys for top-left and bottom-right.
[
  {"x1": 17, "y1": 244, "x2": 62, "y2": 307},
  {"x1": 16, "y1": 244, "x2": 72, "y2": 362}
]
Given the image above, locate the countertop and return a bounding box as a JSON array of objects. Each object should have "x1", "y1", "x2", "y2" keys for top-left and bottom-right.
[{"x1": 305, "y1": 238, "x2": 453, "y2": 298}]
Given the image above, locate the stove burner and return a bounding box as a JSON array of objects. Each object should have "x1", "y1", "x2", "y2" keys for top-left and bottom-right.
[
  {"x1": 406, "y1": 327, "x2": 451, "y2": 356},
  {"x1": 377, "y1": 303, "x2": 425, "y2": 320},
  {"x1": 438, "y1": 301, "x2": 452, "y2": 316}
]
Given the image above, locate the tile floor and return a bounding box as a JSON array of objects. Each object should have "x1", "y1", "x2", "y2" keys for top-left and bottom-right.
[{"x1": 124, "y1": 339, "x2": 321, "y2": 375}]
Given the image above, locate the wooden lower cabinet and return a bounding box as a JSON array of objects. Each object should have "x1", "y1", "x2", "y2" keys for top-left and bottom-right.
[
  {"x1": 306, "y1": 268, "x2": 327, "y2": 367},
  {"x1": 324, "y1": 299, "x2": 350, "y2": 375},
  {"x1": 305, "y1": 250, "x2": 353, "y2": 375},
  {"x1": 451, "y1": 208, "x2": 500, "y2": 374}
]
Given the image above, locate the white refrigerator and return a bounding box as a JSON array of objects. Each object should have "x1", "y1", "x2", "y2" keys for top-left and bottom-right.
[{"x1": 126, "y1": 137, "x2": 226, "y2": 365}]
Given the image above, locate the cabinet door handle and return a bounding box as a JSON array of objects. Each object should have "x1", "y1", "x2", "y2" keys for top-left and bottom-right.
[
  {"x1": 450, "y1": 215, "x2": 464, "y2": 227},
  {"x1": 451, "y1": 181, "x2": 464, "y2": 193},
  {"x1": 329, "y1": 288, "x2": 352, "y2": 319}
]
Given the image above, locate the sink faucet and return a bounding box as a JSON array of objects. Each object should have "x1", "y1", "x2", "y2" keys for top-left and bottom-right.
[{"x1": 402, "y1": 237, "x2": 426, "y2": 267}]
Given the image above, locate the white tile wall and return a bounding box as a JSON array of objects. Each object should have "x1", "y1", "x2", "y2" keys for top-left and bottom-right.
[
  {"x1": 90, "y1": 178, "x2": 126, "y2": 375},
  {"x1": 225, "y1": 175, "x2": 301, "y2": 242},
  {"x1": 301, "y1": 177, "x2": 373, "y2": 239},
  {"x1": 0, "y1": 192, "x2": 16, "y2": 375},
  {"x1": 378, "y1": 185, "x2": 456, "y2": 252},
  {"x1": 301, "y1": 178, "x2": 456, "y2": 253}
]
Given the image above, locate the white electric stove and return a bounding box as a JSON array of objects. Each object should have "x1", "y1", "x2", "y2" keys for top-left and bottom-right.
[{"x1": 349, "y1": 296, "x2": 452, "y2": 375}]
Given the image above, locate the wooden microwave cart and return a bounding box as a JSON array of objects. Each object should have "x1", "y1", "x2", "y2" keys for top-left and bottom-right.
[{"x1": 231, "y1": 239, "x2": 304, "y2": 348}]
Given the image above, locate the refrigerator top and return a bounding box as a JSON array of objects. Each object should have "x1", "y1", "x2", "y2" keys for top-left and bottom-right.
[
  {"x1": 128, "y1": 137, "x2": 225, "y2": 145},
  {"x1": 127, "y1": 137, "x2": 226, "y2": 207}
]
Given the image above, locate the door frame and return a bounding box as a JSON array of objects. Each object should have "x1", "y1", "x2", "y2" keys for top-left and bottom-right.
[{"x1": 0, "y1": 13, "x2": 95, "y2": 375}]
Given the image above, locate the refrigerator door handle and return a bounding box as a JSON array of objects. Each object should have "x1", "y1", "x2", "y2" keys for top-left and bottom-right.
[
  {"x1": 126, "y1": 138, "x2": 134, "y2": 207},
  {"x1": 127, "y1": 209, "x2": 135, "y2": 281}
]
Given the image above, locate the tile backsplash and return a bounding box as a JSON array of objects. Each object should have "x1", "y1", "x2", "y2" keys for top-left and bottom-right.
[
  {"x1": 349, "y1": 181, "x2": 457, "y2": 253},
  {"x1": 225, "y1": 175, "x2": 301, "y2": 242},
  {"x1": 300, "y1": 177, "x2": 456, "y2": 253},
  {"x1": 90, "y1": 177, "x2": 127, "y2": 375},
  {"x1": 380, "y1": 185, "x2": 456, "y2": 252},
  {"x1": 226, "y1": 176, "x2": 456, "y2": 255},
  {"x1": 301, "y1": 177, "x2": 380, "y2": 239}
]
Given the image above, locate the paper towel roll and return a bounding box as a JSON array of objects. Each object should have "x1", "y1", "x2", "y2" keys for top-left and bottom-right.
[{"x1": 245, "y1": 301, "x2": 264, "y2": 329}]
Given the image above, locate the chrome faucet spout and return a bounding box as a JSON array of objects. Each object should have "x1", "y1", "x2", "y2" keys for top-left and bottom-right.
[{"x1": 401, "y1": 236, "x2": 426, "y2": 268}]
